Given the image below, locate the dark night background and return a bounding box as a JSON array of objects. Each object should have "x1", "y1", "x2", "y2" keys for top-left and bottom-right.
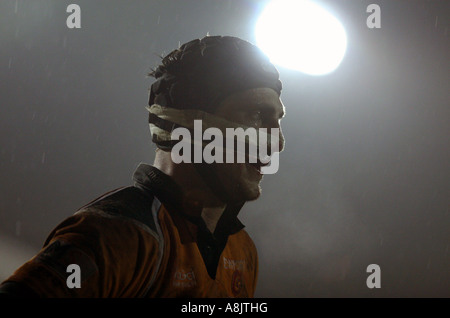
[{"x1": 0, "y1": 0, "x2": 448, "y2": 297}]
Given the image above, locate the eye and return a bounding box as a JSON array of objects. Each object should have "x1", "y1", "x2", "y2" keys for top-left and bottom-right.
[{"x1": 248, "y1": 110, "x2": 263, "y2": 126}]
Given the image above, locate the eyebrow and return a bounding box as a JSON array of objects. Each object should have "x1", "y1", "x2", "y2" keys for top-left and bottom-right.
[{"x1": 250, "y1": 102, "x2": 285, "y2": 119}]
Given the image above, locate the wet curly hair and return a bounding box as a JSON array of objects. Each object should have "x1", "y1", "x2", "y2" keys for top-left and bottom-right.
[{"x1": 147, "y1": 35, "x2": 282, "y2": 112}]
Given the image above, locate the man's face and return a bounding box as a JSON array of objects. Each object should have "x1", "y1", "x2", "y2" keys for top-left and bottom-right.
[{"x1": 212, "y1": 87, "x2": 285, "y2": 203}]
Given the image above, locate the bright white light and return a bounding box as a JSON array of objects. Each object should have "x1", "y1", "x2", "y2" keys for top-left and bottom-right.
[{"x1": 255, "y1": 0, "x2": 348, "y2": 75}]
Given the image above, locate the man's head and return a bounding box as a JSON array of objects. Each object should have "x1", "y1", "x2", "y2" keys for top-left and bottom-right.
[{"x1": 148, "y1": 36, "x2": 285, "y2": 204}]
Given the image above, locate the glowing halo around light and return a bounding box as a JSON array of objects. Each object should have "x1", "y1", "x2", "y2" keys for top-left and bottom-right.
[{"x1": 255, "y1": 0, "x2": 348, "y2": 75}]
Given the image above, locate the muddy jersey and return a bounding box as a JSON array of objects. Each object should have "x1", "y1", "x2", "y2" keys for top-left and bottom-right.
[{"x1": 0, "y1": 164, "x2": 258, "y2": 298}]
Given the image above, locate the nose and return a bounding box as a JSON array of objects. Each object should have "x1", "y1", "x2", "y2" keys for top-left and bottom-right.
[
  {"x1": 278, "y1": 128, "x2": 285, "y2": 153},
  {"x1": 265, "y1": 121, "x2": 284, "y2": 156},
  {"x1": 270, "y1": 117, "x2": 285, "y2": 153}
]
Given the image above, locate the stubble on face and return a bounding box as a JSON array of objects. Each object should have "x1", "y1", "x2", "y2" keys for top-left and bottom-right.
[{"x1": 213, "y1": 162, "x2": 263, "y2": 203}]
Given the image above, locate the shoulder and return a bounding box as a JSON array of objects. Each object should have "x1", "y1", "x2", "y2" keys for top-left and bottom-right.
[
  {"x1": 43, "y1": 186, "x2": 164, "y2": 250},
  {"x1": 3, "y1": 186, "x2": 165, "y2": 297},
  {"x1": 228, "y1": 228, "x2": 258, "y2": 257},
  {"x1": 76, "y1": 186, "x2": 161, "y2": 237}
]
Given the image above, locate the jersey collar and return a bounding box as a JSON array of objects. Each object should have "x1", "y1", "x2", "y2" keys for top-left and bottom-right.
[{"x1": 132, "y1": 163, "x2": 245, "y2": 236}]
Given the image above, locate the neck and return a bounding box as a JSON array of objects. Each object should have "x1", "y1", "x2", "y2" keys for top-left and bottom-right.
[
  {"x1": 153, "y1": 150, "x2": 227, "y2": 233},
  {"x1": 201, "y1": 206, "x2": 226, "y2": 233}
]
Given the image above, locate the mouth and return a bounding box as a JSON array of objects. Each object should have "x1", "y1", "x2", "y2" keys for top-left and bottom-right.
[{"x1": 248, "y1": 160, "x2": 270, "y2": 174}]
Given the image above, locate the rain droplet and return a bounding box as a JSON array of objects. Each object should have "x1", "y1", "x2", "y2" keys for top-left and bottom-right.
[{"x1": 15, "y1": 220, "x2": 21, "y2": 236}]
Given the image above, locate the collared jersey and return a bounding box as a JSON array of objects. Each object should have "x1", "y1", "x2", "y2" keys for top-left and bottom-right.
[{"x1": 0, "y1": 164, "x2": 258, "y2": 298}]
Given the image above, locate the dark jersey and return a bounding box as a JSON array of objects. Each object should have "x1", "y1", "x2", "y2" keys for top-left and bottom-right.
[{"x1": 0, "y1": 164, "x2": 258, "y2": 297}]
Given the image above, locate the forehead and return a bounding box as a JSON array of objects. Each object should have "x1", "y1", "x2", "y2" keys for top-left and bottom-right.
[{"x1": 216, "y1": 87, "x2": 284, "y2": 115}]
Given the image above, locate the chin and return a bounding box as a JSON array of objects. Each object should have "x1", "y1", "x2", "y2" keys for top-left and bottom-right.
[
  {"x1": 241, "y1": 165, "x2": 263, "y2": 201},
  {"x1": 243, "y1": 188, "x2": 261, "y2": 202},
  {"x1": 230, "y1": 180, "x2": 262, "y2": 203}
]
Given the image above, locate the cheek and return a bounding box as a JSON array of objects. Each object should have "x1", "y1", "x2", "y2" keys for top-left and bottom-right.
[
  {"x1": 215, "y1": 163, "x2": 244, "y2": 176},
  {"x1": 214, "y1": 163, "x2": 249, "y2": 186}
]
